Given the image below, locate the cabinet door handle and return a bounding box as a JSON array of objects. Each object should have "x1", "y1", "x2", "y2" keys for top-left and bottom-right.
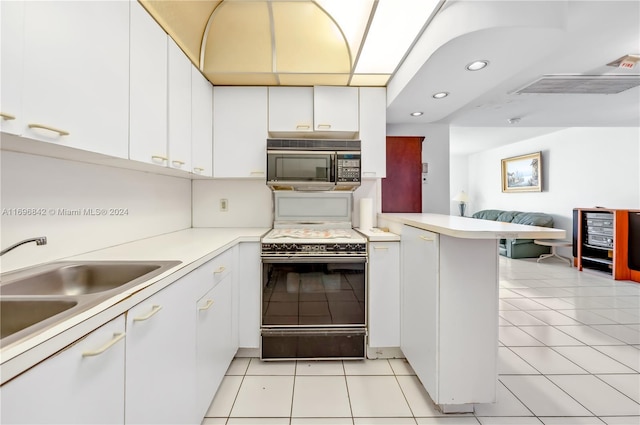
[
  {"x1": 133, "y1": 305, "x2": 163, "y2": 321},
  {"x1": 171, "y1": 160, "x2": 185, "y2": 168},
  {"x1": 28, "y1": 123, "x2": 69, "y2": 136},
  {"x1": 373, "y1": 246, "x2": 389, "y2": 251},
  {"x1": 199, "y1": 299, "x2": 214, "y2": 311},
  {"x1": 213, "y1": 266, "x2": 226, "y2": 274},
  {"x1": 317, "y1": 124, "x2": 331, "y2": 129},
  {"x1": 193, "y1": 167, "x2": 205, "y2": 173},
  {"x1": 296, "y1": 124, "x2": 310, "y2": 130},
  {"x1": 0, "y1": 112, "x2": 16, "y2": 120},
  {"x1": 419, "y1": 235, "x2": 436, "y2": 242},
  {"x1": 151, "y1": 155, "x2": 168, "y2": 163},
  {"x1": 250, "y1": 170, "x2": 265, "y2": 176},
  {"x1": 82, "y1": 332, "x2": 125, "y2": 357}
]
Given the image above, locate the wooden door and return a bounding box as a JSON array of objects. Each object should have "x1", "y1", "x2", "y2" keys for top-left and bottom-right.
[{"x1": 382, "y1": 136, "x2": 424, "y2": 212}]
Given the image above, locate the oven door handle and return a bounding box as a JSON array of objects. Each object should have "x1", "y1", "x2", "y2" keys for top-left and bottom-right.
[{"x1": 261, "y1": 256, "x2": 367, "y2": 264}]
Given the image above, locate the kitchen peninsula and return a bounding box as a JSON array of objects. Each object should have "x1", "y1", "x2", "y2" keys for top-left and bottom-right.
[{"x1": 377, "y1": 213, "x2": 566, "y2": 413}]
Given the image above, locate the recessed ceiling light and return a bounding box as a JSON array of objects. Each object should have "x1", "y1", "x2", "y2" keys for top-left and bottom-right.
[
  {"x1": 432, "y1": 92, "x2": 449, "y2": 99},
  {"x1": 410, "y1": 111, "x2": 423, "y2": 117},
  {"x1": 466, "y1": 60, "x2": 489, "y2": 71}
]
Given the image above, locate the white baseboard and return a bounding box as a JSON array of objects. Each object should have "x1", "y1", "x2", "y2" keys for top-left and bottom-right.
[{"x1": 366, "y1": 346, "x2": 404, "y2": 359}]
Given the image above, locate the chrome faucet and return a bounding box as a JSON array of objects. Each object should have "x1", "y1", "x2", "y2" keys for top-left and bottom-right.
[{"x1": 0, "y1": 236, "x2": 48, "y2": 256}]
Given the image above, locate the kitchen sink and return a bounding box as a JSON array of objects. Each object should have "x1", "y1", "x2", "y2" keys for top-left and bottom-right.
[
  {"x1": 1, "y1": 262, "x2": 173, "y2": 296},
  {"x1": 0, "y1": 260, "x2": 181, "y2": 348},
  {"x1": 0, "y1": 299, "x2": 78, "y2": 340}
]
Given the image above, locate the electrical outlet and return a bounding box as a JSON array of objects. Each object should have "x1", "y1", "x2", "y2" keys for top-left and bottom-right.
[{"x1": 220, "y1": 198, "x2": 228, "y2": 212}]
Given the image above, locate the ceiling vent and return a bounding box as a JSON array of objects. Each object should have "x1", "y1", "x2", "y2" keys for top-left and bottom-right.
[{"x1": 515, "y1": 75, "x2": 640, "y2": 95}]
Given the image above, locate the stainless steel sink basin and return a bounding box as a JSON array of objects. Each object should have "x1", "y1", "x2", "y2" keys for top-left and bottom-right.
[
  {"x1": 0, "y1": 260, "x2": 181, "y2": 348},
  {"x1": 1, "y1": 262, "x2": 170, "y2": 296},
  {"x1": 1, "y1": 261, "x2": 180, "y2": 297},
  {"x1": 1, "y1": 299, "x2": 78, "y2": 339}
]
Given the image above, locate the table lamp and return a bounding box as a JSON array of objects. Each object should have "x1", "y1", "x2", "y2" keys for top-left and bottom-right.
[{"x1": 452, "y1": 191, "x2": 469, "y2": 216}]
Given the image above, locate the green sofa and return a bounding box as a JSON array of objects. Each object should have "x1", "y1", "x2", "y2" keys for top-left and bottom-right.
[{"x1": 471, "y1": 209, "x2": 554, "y2": 259}]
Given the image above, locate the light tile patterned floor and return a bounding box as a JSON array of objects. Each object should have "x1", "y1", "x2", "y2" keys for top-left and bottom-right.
[{"x1": 203, "y1": 257, "x2": 640, "y2": 425}]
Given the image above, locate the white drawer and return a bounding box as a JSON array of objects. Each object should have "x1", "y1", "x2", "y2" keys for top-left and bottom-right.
[{"x1": 207, "y1": 248, "x2": 233, "y2": 285}]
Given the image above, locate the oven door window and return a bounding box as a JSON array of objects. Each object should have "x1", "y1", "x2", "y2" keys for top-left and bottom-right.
[
  {"x1": 267, "y1": 153, "x2": 334, "y2": 183},
  {"x1": 262, "y1": 259, "x2": 366, "y2": 327}
]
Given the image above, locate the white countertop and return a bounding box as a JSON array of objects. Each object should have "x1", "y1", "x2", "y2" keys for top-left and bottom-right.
[
  {"x1": 355, "y1": 227, "x2": 401, "y2": 242},
  {"x1": 1, "y1": 227, "x2": 269, "y2": 381},
  {"x1": 378, "y1": 213, "x2": 567, "y2": 240}
]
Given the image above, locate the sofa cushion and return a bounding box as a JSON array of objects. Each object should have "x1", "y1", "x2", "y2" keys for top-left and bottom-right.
[
  {"x1": 471, "y1": 209, "x2": 553, "y2": 258},
  {"x1": 511, "y1": 212, "x2": 554, "y2": 228},
  {"x1": 496, "y1": 211, "x2": 520, "y2": 223},
  {"x1": 471, "y1": 209, "x2": 504, "y2": 221}
]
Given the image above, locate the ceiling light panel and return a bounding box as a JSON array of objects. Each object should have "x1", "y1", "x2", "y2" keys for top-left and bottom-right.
[
  {"x1": 204, "y1": 1, "x2": 273, "y2": 74},
  {"x1": 350, "y1": 74, "x2": 390, "y2": 86},
  {"x1": 141, "y1": 0, "x2": 222, "y2": 67},
  {"x1": 272, "y1": 2, "x2": 350, "y2": 73},
  {"x1": 355, "y1": 0, "x2": 441, "y2": 74},
  {"x1": 315, "y1": 0, "x2": 375, "y2": 66}
]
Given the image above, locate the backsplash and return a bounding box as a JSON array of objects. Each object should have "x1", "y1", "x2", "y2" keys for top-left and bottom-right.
[
  {"x1": 192, "y1": 179, "x2": 380, "y2": 229},
  {"x1": 192, "y1": 179, "x2": 274, "y2": 228},
  {"x1": 0, "y1": 151, "x2": 192, "y2": 272}
]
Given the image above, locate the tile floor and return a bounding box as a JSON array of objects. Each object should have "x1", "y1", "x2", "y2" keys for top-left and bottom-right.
[{"x1": 203, "y1": 257, "x2": 640, "y2": 425}]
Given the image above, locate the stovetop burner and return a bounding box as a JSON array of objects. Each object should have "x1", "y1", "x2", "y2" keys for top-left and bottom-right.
[
  {"x1": 261, "y1": 227, "x2": 367, "y2": 256},
  {"x1": 266, "y1": 228, "x2": 354, "y2": 240}
]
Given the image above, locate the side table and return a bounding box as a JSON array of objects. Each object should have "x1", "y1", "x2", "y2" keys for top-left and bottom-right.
[{"x1": 533, "y1": 239, "x2": 573, "y2": 266}]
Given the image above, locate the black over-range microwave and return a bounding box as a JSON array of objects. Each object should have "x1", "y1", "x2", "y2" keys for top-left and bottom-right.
[{"x1": 266, "y1": 139, "x2": 361, "y2": 191}]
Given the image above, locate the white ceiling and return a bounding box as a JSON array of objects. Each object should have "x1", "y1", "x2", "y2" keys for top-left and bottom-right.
[{"x1": 387, "y1": 0, "x2": 640, "y2": 155}]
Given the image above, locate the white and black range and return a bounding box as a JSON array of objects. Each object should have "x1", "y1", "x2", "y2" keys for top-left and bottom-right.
[{"x1": 260, "y1": 192, "x2": 367, "y2": 360}]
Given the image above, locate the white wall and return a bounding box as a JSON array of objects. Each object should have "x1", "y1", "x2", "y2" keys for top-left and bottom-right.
[
  {"x1": 449, "y1": 154, "x2": 469, "y2": 216},
  {"x1": 0, "y1": 151, "x2": 192, "y2": 272},
  {"x1": 192, "y1": 179, "x2": 273, "y2": 228},
  {"x1": 460, "y1": 127, "x2": 640, "y2": 256},
  {"x1": 386, "y1": 123, "x2": 450, "y2": 214}
]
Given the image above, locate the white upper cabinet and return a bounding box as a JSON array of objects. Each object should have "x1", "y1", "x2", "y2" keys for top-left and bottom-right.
[
  {"x1": 267, "y1": 86, "x2": 360, "y2": 138},
  {"x1": 0, "y1": 1, "x2": 23, "y2": 136},
  {"x1": 213, "y1": 86, "x2": 268, "y2": 178},
  {"x1": 359, "y1": 87, "x2": 387, "y2": 178},
  {"x1": 21, "y1": 1, "x2": 129, "y2": 158},
  {"x1": 167, "y1": 38, "x2": 192, "y2": 172},
  {"x1": 129, "y1": 1, "x2": 168, "y2": 167},
  {"x1": 268, "y1": 87, "x2": 314, "y2": 133},
  {"x1": 191, "y1": 67, "x2": 213, "y2": 177},
  {"x1": 313, "y1": 86, "x2": 359, "y2": 133}
]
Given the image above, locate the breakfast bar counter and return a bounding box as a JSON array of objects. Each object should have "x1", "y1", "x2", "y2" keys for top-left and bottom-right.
[{"x1": 377, "y1": 213, "x2": 565, "y2": 413}]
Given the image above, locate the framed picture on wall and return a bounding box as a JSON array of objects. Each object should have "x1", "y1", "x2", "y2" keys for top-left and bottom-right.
[{"x1": 501, "y1": 152, "x2": 542, "y2": 193}]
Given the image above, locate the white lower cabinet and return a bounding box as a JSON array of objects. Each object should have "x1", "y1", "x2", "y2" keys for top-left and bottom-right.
[
  {"x1": 368, "y1": 241, "x2": 400, "y2": 348},
  {"x1": 399, "y1": 224, "x2": 498, "y2": 412},
  {"x1": 0, "y1": 315, "x2": 126, "y2": 424},
  {"x1": 1, "y1": 247, "x2": 243, "y2": 425},
  {"x1": 237, "y1": 242, "x2": 261, "y2": 348},
  {"x1": 400, "y1": 225, "x2": 439, "y2": 398},
  {"x1": 125, "y1": 275, "x2": 198, "y2": 425},
  {"x1": 196, "y1": 272, "x2": 234, "y2": 418}
]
